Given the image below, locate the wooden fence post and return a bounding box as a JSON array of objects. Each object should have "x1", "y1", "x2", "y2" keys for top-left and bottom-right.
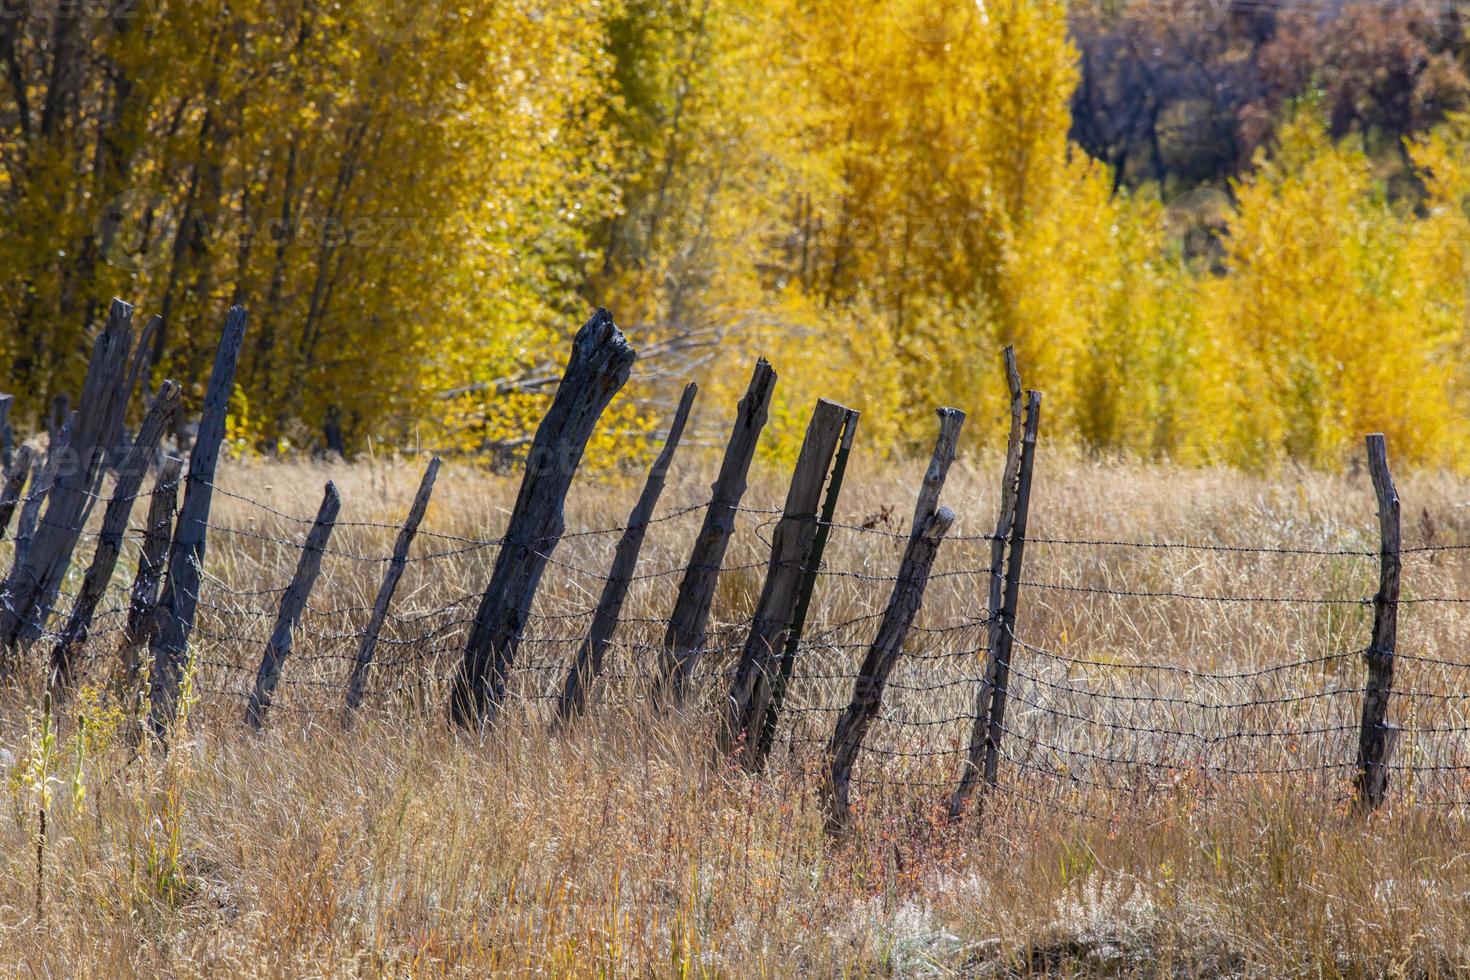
[
  {"x1": 245, "y1": 482, "x2": 341, "y2": 729},
  {"x1": 0, "y1": 299, "x2": 135, "y2": 651},
  {"x1": 951, "y1": 388, "x2": 1041, "y2": 817},
  {"x1": 558, "y1": 382, "x2": 698, "y2": 723},
  {"x1": 0, "y1": 444, "x2": 37, "y2": 539},
  {"x1": 343, "y1": 456, "x2": 442, "y2": 717},
  {"x1": 722, "y1": 398, "x2": 853, "y2": 767},
  {"x1": 0, "y1": 393, "x2": 12, "y2": 470},
  {"x1": 12, "y1": 414, "x2": 74, "y2": 573},
  {"x1": 448, "y1": 309, "x2": 636, "y2": 728},
  {"x1": 121, "y1": 456, "x2": 182, "y2": 702},
  {"x1": 149, "y1": 306, "x2": 248, "y2": 739},
  {"x1": 822, "y1": 407, "x2": 964, "y2": 831},
  {"x1": 1355, "y1": 433, "x2": 1401, "y2": 810},
  {"x1": 654, "y1": 360, "x2": 777, "y2": 705},
  {"x1": 751, "y1": 406, "x2": 859, "y2": 769},
  {"x1": 48, "y1": 381, "x2": 181, "y2": 695}
]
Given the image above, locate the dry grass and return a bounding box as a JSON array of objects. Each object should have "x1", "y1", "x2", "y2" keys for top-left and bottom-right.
[{"x1": 4, "y1": 444, "x2": 1470, "y2": 976}]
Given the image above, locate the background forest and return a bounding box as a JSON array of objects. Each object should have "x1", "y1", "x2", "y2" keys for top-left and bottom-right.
[{"x1": 3, "y1": 0, "x2": 1470, "y2": 468}]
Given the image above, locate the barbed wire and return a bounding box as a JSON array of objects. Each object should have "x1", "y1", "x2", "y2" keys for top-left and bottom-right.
[{"x1": 9, "y1": 465, "x2": 1470, "y2": 814}]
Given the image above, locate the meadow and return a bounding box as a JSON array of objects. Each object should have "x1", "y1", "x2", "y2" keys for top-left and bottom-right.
[{"x1": 3, "y1": 446, "x2": 1469, "y2": 976}]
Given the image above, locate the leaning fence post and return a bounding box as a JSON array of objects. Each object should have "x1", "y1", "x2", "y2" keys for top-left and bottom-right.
[
  {"x1": 1355, "y1": 433, "x2": 1401, "y2": 810},
  {"x1": 245, "y1": 482, "x2": 342, "y2": 730},
  {"x1": 121, "y1": 455, "x2": 182, "y2": 703},
  {"x1": 0, "y1": 299, "x2": 135, "y2": 651},
  {"x1": 149, "y1": 306, "x2": 248, "y2": 739},
  {"x1": 11, "y1": 414, "x2": 74, "y2": 574},
  {"x1": 653, "y1": 360, "x2": 777, "y2": 706},
  {"x1": 48, "y1": 380, "x2": 181, "y2": 695},
  {"x1": 722, "y1": 398, "x2": 853, "y2": 768},
  {"x1": 951, "y1": 388, "x2": 1041, "y2": 817},
  {"x1": 751, "y1": 406, "x2": 859, "y2": 769},
  {"x1": 823, "y1": 407, "x2": 964, "y2": 832},
  {"x1": 448, "y1": 309, "x2": 636, "y2": 728},
  {"x1": 343, "y1": 456, "x2": 442, "y2": 718},
  {"x1": 558, "y1": 382, "x2": 698, "y2": 723},
  {"x1": 0, "y1": 444, "x2": 37, "y2": 539}
]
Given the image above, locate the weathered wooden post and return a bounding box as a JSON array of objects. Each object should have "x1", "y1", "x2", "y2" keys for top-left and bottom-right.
[
  {"x1": 1355, "y1": 433, "x2": 1401, "y2": 810},
  {"x1": 0, "y1": 300, "x2": 135, "y2": 651},
  {"x1": 11, "y1": 414, "x2": 74, "y2": 574},
  {"x1": 722, "y1": 398, "x2": 853, "y2": 767},
  {"x1": 752, "y1": 406, "x2": 859, "y2": 768},
  {"x1": 0, "y1": 445, "x2": 37, "y2": 539},
  {"x1": 121, "y1": 456, "x2": 182, "y2": 698},
  {"x1": 48, "y1": 381, "x2": 181, "y2": 694},
  {"x1": 558, "y1": 382, "x2": 698, "y2": 723},
  {"x1": 653, "y1": 360, "x2": 777, "y2": 705},
  {"x1": 823, "y1": 408, "x2": 964, "y2": 832},
  {"x1": 343, "y1": 456, "x2": 442, "y2": 717},
  {"x1": 0, "y1": 393, "x2": 12, "y2": 470},
  {"x1": 951, "y1": 388, "x2": 1041, "y2": 817},
  {"x1": 245, "y1": 482, "x2": 342, "y2": 730},
  {"x1": 448, "y1": 309, "x2": 636, "y2": 728},
  {"x1": 149, "y1": 306, "x2": 248, "y2": 739}
]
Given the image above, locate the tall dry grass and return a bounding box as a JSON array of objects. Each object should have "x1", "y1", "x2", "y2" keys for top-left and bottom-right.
[{"x1": 3, "y1": 443, "x2": 1470, "y2": 976}]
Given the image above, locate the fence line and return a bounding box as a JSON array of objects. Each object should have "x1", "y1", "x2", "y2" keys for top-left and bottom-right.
[{"x1": 1, "y1": 300, "x2": 1467, "y2": 831}]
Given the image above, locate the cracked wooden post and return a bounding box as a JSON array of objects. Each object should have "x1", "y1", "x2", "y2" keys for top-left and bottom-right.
[
  {"x1": 149, "y1": 306, "x2": 248, "y2": 739},
  {"x1": 0, "y1": 299, "x2": 135, "y2": 651},
  {"x1": 558, "y1": 382, "x2": 698, "y2": 724},
  {"x1": 49, "y1": 380, "x2": 181, "y2": 695},
  {"x1": 653, "y1": 359, "x2": 777, "y2": 706},
  {"x1": 245, "y1": 482, "x2": 341, "y2": 730},
  {"x1": 120, "y1": 455, "x2": 182, "y2": 705},
  {"x1": 952, "y1": 386, "x2": 1041, "y2": 818},
  {"x1": 0, "y1": 444, "x2": 37, "y2": 539},
  {"x1": 11, "y1": 414, "x2": 74, "y2": 575},
  {"x1": 824, "y1": 408, "x2": 963, "y2": 832},
  {"x1": 343, "y1": 456, "x2": 442, "y2": 718},
  {"x1": 722, "y1": 398, "x2": 852, "y2": 767},
  {"x1": 752, "y1": 406, "x2": 859, "y2": 769},
  {"x1": 1355, "y1": 433, "x2": 1401, "y2": 811},
  {"x1": 448, "y1": 309, "x2": 636, "y2": 729}
]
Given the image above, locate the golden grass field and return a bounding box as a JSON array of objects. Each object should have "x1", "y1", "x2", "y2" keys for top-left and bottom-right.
[{"x1": 4, "y1": 442, "x2": 1470, "y2": 976}]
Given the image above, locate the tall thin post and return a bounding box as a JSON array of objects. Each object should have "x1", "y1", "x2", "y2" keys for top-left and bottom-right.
[
  {"x1": 448, "y1": 309, "x2": 636, "y2": 728},
  {"x1": 653, "y1": 360, "x2": 777, "y2": 705},
  {"x1": 0, "y1": 445, "x2": 37, "y2": 539},
  {"x1": 822, "y1": 408, "x2": 963, "y2": 832},
  {"x1": 343, "y1": 456, "x2": 442, "y2": 717},
  {"x1": 121, "y1": 456, "x2": 182, "y2": 702},
  {"x1": 245, "y1": 482, "x2": 342, "y2": 730},
  {"x1": 1355, "y1": 433, "x2": 1401, "y2": 810},
  {"x1": 49, "y1": 381, "x2": 181, "y2": 694},
  {"x1": 558, "y1": 382, "x2": 698, "y2": 723},
  {"x1": 149, "y1": 306, "x2": 248, "y2": 739},
  {"x1": 0, "y1": 299, "x2": 135, "y2": 651},
  {"x1": 722, "y1": 398, "x2": 853, "y2": 767},
  {"x1": 951, "y1": 389, "x2": 1041, "y2": 817},
  {"x1": 752, "y1": 406, "x2": 860, "y2": 768}
]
